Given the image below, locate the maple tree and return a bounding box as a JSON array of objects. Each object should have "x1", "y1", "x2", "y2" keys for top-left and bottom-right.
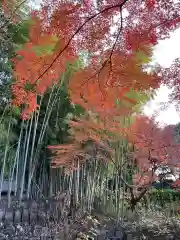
[
  {"x1": 120, "y1": 116, "x2": 180, "y2": 209},
  {"x1": 129, "y1": 117, "x2": 180, "y2": 178}
]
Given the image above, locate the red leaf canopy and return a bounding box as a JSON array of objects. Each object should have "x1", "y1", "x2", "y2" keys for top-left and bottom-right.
[{"x1": 2, "y1": 0, "x2": 179, "y2": 119}]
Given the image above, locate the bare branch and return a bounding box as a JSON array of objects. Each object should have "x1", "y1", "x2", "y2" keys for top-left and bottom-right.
[{"x1": 81, "y1": 4, "x2": 124, "y2": 89}]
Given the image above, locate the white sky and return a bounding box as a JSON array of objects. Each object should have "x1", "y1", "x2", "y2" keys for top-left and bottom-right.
[{"x1": 143, "y1": 28, "x2": 180, "y2": 126}]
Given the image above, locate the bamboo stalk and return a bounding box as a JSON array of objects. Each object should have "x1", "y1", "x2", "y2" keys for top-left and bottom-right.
[
  {"x1": 27, "y1": 96, "x2": 43, "y2": 198},
  {"x1": 27, "y1": 85, "x2": 56, "y2": 193},
  {"x1": 15, "y1": 120, "x2": 24, "y2": 196},
  {"x1": 0, "y1": 116, "x2": 12, "y2": 200},
  {"x1": 9, "y1": 123, "x2": 23, "y2": 204},
  {"x1": 20, "y1": 115, "x2": 33, "y2": 200}
]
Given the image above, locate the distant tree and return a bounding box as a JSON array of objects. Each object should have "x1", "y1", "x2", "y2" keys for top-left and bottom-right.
[{"x1": 174, "y1": 122, "x2": 180, "y2": 143}]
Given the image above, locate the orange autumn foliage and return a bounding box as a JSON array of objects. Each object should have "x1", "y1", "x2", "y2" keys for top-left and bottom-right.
[
  {"x1": 68, "y1": 49, "x2": 161, "y2": 120},
  {"x1": 48, "y1": 113, "x2": 123, "y2": 169},
  {"x1": 2, "y1": 0, "x2": 179, "y2": 119}
]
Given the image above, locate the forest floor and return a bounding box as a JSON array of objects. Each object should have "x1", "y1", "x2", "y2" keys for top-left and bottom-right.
[
  {"x1": 1, "y1": 210, "x2": 179, "y2": 239},
  {"x1": 0, "y1": 197, "x2": 180, "y2": 239}
]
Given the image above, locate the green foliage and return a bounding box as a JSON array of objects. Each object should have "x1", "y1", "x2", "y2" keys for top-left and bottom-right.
[
  {"x1": 134, "y1": 50, "x2": 152, "y2": 64},
  {"x1": 0, "y1": 7, "x2": 31, "y2": 178},
  {"x1": 0, "y1": 113, "x2": 19, "y2": 178},
  {"x1": 0, "y1": 9, "x2": 31, "y2": 107},
  {"x1": 115, "y1": 88, "x2": 151, "y2": 117},
  {"x1": 33, "y1": 35, "x2": 58, "y2": 56},
  {"x1": 148, "y1": 188, "x2": 180, "y2": 206},
  {"x1": 9, "y1": 18, "x2": 32, "y2": 49}
]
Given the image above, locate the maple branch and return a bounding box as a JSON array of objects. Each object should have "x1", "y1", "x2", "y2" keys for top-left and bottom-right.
[
  {"x1": 110, "y1": 6, "x2": 123, "y2": 59},
  {"x1": 95, "y1": 6, "x2": 124, "y2": 99},
  {"x1": 34, "y1": 0, "x2": 129, "y2": 84},
  {"x1": 151, "y1": 15, "x2": 180, "y2": 30},
  {"x1": 128, "y1": 163, "x2": 158, "y2": 211},
  {"x1": 80, "y1": 4, "x2": 124, "y2": 99},
  {"x1": 106, "y1": 5, "x2": 124, "y2": 85},
  {"x1": 110, "y1": 156, "x2": 155, "y2": 190}
]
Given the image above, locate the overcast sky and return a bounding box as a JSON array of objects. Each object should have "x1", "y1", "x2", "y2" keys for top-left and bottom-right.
[{"x1": 143, "y1": 28, "x2": 180, "y2": 126}]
